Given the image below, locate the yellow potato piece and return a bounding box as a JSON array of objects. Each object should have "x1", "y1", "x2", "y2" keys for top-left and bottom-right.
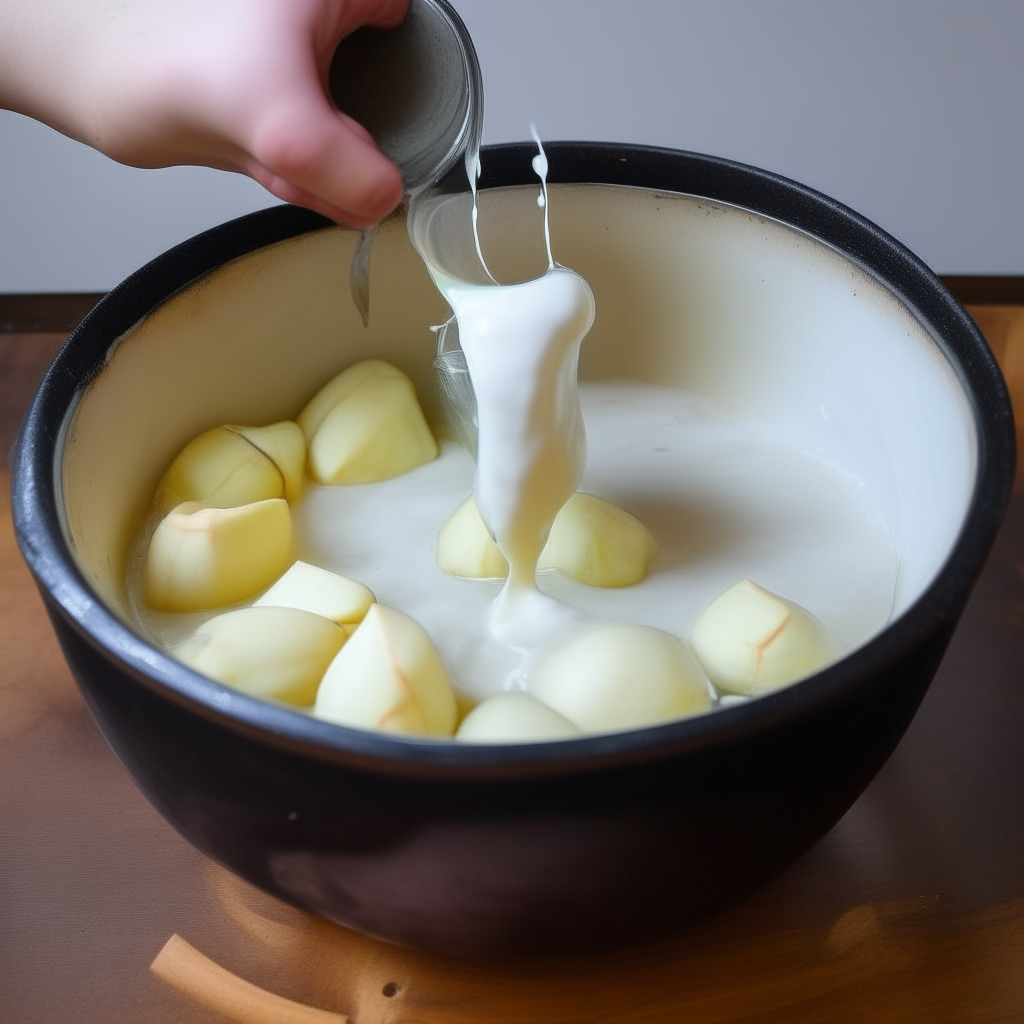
[
  {"x1": 437, "y1": 496, "x2": 509, "y2": 579},
  {"x1": 437, "y1": 493, "x2": 655, "y2": 587},
  {"x1": 299, "y1": 360, "x2": 438, "y2": 484},
  {"x1": 539, "y1": 492, "x2": 657, "y2": 587},
  {"x1": 690, "y1": 580, "x2": 831, "y2": 696},
  {"x1": 456, "y1": 692, "x2": 582, "y2": 743},
  {"x1": 230, "y1": 422, "x2": 306, "y2": 502},
  {"x1": 531, "y1": 624, "x2": 711, "y2": 732},
  {"x1": 154, "y1": 426, "x2": 283, "y2": 510},
  {"x1": 176, "y1": 606, "x2": 349, "y2": 706},
  {"x1": 313, "y1": 604, "x2": 457, "y2": 737},
  {"x1": 297, "y1": 359, "x2": 408, "y2": 439},
  {"x1": 144, "y1": 499, "x2": 292, "y2": 612},
  {"x1": 254, "y1": 560, "x2": 374, "y2": 624}
]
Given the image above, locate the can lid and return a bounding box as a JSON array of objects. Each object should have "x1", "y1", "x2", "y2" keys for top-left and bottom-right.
[{"x1": 330, "y1": 0, "x2": 483, "y2": 194}]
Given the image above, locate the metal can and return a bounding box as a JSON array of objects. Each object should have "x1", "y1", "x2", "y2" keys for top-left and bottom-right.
[{"x1": 330, "y1": 0, "x2": 483, "y2": 195}]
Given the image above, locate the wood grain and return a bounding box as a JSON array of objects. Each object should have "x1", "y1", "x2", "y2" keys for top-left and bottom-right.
[
  {"x1": 967, "y1": 306, "x2": 1024, "y2": 489},
  {"x1": 1, "y1": 313, "x2": 1023, "y2": 1023},
  {"x1": 0, "y1": 294, "x2": 104, "y2": 333}
]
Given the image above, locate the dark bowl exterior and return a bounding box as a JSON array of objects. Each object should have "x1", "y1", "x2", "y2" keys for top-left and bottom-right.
[
  {"x1": 47, "y1": 594, "x2": 952, "y2": 955},
  {"x1": 12, "y1": 143, "x2": 1016, "y2": 956}
]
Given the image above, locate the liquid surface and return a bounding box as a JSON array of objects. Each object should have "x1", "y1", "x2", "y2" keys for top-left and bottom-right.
[
  {"x1": 287, "y1": 382, "x2": 896, "y2": 701},
  {"x1": 131, "y1": 382, "x2": 896, "y2": 702}
]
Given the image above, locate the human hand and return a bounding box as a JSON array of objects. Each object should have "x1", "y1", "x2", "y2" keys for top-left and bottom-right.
[{"x1": 0, "y1": 0, "x2": 408, "y2": 228}]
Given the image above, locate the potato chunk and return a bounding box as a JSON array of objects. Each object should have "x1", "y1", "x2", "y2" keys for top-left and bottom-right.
[
  {"x1": 436, "y1": 496, "x2": 509, "y2": 579},
  {"x1": 538, "y1": 492, "x2": 656, "y2": 587},
  {"x1": 144, "y1": 499, "x2": 292, "y2": 612},
  {"x1": 254, "y1": 560, "x2": 374, "y2": 624},
  {"x1": 456, "y1": 692, "x2": 582, "y2": 743},
  {"x1": 231, "y1": 422, "x2": 306, "y2": 501},
  {"x1": 297, "y1": 359, "x2": 405, "y2": 438},
  {"x1": 154, "y1": 426, "x2": 283, "y2": 510},
  {"x1": 313, "y1": 604, "x2": 457, "y2": 737},
  {"x1": 689, "y1": 580, "x2": 830, "y2": 695},
  {"x1": 437, "y1": 493, "x2": 655, "y2": 587},
  {"x1": 176, "y1": 606, "x2": 348, "y2": 706},
  {"x1": 531, "y1": 624, "x2": 711, "y2": 732},
  {"x1": 298, "y1": 360, "x2": 438, "y2": 484}
]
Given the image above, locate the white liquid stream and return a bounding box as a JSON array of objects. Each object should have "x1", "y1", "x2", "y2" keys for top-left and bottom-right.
[
  {"x1": 411, "y1": 133, "x2": 610, "y2": 691},
  {"x1": 428, "y1": 266, "x2": 596, "y2": 686}
]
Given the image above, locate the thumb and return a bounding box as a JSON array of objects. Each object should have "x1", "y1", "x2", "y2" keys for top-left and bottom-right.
[{"x1": 246, "y1": 88, "x2": 403, "y2": 228}]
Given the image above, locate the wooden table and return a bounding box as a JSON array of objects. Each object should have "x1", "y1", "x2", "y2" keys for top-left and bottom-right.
[{"x1": 2, "y1": 301, "x2": 1023, "y2": 1024}]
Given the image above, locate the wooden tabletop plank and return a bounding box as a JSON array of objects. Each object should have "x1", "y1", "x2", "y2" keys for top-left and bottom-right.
[{"x1": 966, "y1": 306, "x2": 1024, "y2": 490}]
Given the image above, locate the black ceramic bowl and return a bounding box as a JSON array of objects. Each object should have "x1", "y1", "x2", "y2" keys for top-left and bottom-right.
[{"x1": 12, "y1": 143, "x2": 1015, "y2": 957}]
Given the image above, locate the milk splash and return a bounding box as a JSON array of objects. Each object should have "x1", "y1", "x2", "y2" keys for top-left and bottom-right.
[{"x1": 408, "y1": 133, "x2": 597, "y2": 694}]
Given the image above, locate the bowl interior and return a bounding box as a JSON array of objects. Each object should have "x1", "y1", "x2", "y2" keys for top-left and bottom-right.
[{"x1": 60, "y1": 183, "x2": 976, "y2": 689}]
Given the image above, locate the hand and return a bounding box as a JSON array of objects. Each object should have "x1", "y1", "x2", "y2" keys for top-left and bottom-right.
[{"x1": 0, "y1": 0, "x2": 408, "y2": 228}]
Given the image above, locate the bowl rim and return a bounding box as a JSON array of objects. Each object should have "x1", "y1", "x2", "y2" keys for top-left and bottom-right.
[{"x1": 11, "y1": 141, "x2": 1016, "y2": 781}]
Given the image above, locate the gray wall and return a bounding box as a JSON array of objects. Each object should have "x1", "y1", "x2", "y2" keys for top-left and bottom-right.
[{"x1": 2, "y1": 0, "x2": 1022, "y2": 292}]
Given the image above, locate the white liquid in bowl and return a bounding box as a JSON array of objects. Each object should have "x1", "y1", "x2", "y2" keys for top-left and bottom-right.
[{"x1": 281, "y1": 381, "x2": 894, "y2": 701}]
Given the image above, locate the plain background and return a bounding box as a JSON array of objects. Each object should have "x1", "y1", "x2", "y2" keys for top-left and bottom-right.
[{"x1": 1, "y1": 0, "x2": 1022, "y2": 293}]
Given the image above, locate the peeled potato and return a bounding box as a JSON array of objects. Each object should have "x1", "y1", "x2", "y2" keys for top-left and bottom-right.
[
  {"x1": 689, "y1": 579, "x2": 830, "y2": 695},
  {"x1": 456, "y1": 692, "x2": 582, "y2": 743},
  {"x1": 437, "y1": 493, "x2": 655, "y2": 587},
  {"x1": 154, "y1": 426, "x2": 283, "y2": 510},
  {"x1": 231, "y1": 422, "x2": 306, "y2": 502},
  {"x1": 254, "y1": 560, "x2": 374, "y2": 624},
  {"x1": 437, "y1": 496, "x2": 509, "y2": 579},
  {"x1": 539, "y1": 492, "x2": 656, "y2": 587},
  {"x1": 298, "y1": 360, "x2": 438, "y2": 484},
  {"x1": 531, "y1": 624, "x2": 711, "y2": 732},
  {"x1": 297, "y1": 359, "x2": 406, "y2": 438},
  {"x1": 176, "y1": 606, "x2": 348, "y2": 706},
  {"x1": 313, "y1": 604, "x2": 457, "y2": 736},
  {"x1": 144, "y1": 499, "x2": 292, "y2": 612}
]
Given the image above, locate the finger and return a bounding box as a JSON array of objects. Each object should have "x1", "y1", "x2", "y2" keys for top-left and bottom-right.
[
  {"x1": 332, "y1": 0, "x2": 409, "y2": 34},
  {"x1": 337, "y1": 108, "x2": 374, "y2": 146},
  {"x1": 248, "y1": 92, "x2": 404, "y2": 227},
  {"x1": 309, "y1": 0, "x2": 410, "y2": 82},
  {"x1": 246, "y1": 159, "x2": 385, "y2": 227}
]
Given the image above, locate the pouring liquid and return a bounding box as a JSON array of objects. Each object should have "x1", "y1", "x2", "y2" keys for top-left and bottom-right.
[
  {"x1": 410, "y1": 133, "x2": 600, "y2": 692},
  {"x1": 437, "y1": 268, "x2": 596, "y2": 690}
]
